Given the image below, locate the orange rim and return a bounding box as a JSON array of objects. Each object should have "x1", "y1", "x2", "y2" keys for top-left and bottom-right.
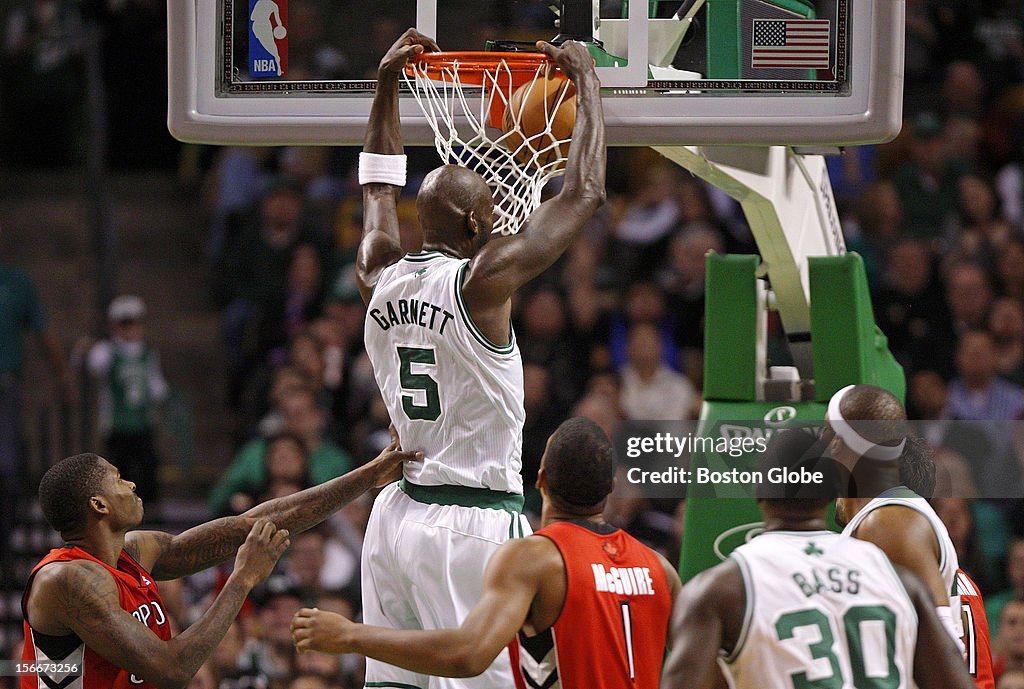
[
  {"x1": 406, "y1": 51, "x2": 558, "y2": 83},
  {"x1": 406, "y1": 51, "x2": 567, "y2": 130}
]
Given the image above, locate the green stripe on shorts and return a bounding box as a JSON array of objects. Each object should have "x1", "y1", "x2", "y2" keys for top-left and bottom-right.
[{"x1": 399, "y1": 478, "x2": 524, "y2": 513}]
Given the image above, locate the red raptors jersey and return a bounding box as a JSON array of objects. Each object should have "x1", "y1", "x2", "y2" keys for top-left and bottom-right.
[
  {"x1": 21, "y1": 546, "x2": 172, "y2": 689},
  {"x1": 512, "y1": 521, "x2": 672, "y2": 689},
  {"x1": 958, "y1": 569, "x2": 995, "y2": 689}
]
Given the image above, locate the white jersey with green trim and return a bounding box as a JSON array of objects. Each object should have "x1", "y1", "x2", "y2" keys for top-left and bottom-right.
[
  {"x1": 725, "y1": 531, "x2": 917, "y2": 689},
  {"x1": 364, "y1": 251, "x2": 524, "y2": 493}
]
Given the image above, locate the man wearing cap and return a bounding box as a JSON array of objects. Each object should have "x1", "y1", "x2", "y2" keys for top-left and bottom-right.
[
  {"x1": 87, "y1": 295, "x2": 170, "y2": 505},
  {"x1": 892, "y1": 110, "x2": 970, "y2": 238},
  {"x1": 827, "y1": 384, "x2": 966, "y2": 653}
]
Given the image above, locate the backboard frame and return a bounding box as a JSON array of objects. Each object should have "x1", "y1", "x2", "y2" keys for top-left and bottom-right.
[{"x1": 167, "y1": 0, "x2": 905, "y2": 146}]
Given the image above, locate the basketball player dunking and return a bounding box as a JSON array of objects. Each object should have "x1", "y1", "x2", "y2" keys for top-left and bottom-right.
[
  {"x1": 293, "y1": 418, "x2": 680, "y2": 689},
  {"x1": 661, "y1": 428, "x2": 975, "y2": 689},
  {"x1": 354, "y1": 29, "x2": 605, "y2": 689}
]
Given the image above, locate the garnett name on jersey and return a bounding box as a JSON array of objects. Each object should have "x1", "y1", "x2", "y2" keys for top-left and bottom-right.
[
  {"x1": 591, "y1": 564, "x2": 657, "y2": 596},
  {"x1": 792, "y1": 565, "x2": 862, "y2": 598},
  {"x1": 369, "y1": 298, "x2": 455, "y2": 335}
]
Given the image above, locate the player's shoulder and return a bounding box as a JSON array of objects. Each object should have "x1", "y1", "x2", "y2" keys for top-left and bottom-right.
[
  {"x1": 31, "y1": 557, "x2": 113, "y2": 594},
  {"x1": 486, "y1": 535, "x2": 564, "y2": 582},
  {"x1": 509, "y1": 533, "x2": 564, "y2": 565},
  {"x1": 27, "y1": 558, "x2": 117, "y2": 629},
  {"x1": 830, "y1": 529, "x2": 901, "y2": 564},
  {"x1": 851, "y1": 506, "x2": 945, "y2": 573},
  {"x1": 651, "y1": 549, "x2": 683, "y2": 598},
  {"x1": 856, "y1": 501, "x2": 936, "y2": 541},
  {"x1": 680, "y1": 557, "x2": 744, "y2": 618}
]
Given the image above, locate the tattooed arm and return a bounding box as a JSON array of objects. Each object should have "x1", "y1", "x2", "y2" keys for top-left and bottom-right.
[
  {"x1": 25, "y1": 521, "x2": 288, "y2": 689},
  {"x1": 127, "y1": 443, "x2": 420, "y2": 580}
]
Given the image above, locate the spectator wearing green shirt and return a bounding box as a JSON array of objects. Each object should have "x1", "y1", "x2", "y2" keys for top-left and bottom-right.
[
  {"x1": 86, "y1": 295, "x2": 170, "y2": 505},
  {"x1": 891, "y1": 111, "x2": 971, "y2": 239},
  {"x1": 0, "y1": 256, "x2": 71, "y2": 581},
  {"x1": 210, "y1": 387, "x2": 351, "y2": 515}
]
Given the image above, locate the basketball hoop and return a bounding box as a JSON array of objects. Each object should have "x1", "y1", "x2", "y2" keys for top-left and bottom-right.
[{"x1": 404, "y1": 52, "x2": 572, "y2": 235}]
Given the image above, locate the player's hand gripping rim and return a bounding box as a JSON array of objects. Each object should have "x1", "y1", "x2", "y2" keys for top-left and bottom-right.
[
  {"x1": 535, "y1": 39, "x2": 597, "y2": 83},
  {"x1": 379, "y1": 28, "x2": 440, "y2": 76}
]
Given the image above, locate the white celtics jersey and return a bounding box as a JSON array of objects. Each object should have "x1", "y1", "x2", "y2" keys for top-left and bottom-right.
[
  {"x1": 364, "y1": 251, "x2": 525, "y2": 493},
  {"x1": 725, "y1": 531, "x2": 917, "y2": 689},
  {"x1": 842, "y1": 488, "x2": 960, "y2": 603}
]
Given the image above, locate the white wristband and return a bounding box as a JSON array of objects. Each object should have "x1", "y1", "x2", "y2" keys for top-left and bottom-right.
[
  {"x1": 935, "y1": 605, "x2": 965, "y2": 654},
  {"x1": 359, "y1": 152, "x2": 407, "y2": 187}
]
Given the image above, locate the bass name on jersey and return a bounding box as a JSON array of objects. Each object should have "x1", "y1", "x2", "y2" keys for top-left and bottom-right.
[{"x1": 792, "y1": 565, "x2": 862, "y2": 599}]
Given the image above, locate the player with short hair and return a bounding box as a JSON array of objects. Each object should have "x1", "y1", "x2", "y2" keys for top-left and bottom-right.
[
  {"x1": 292, "y1": 417, "x2": 680, "y2": 688},
  {"x1": 354, "y1": 28, "x2": 606, "y2": 689},
  {"x1": 828, "y1": 385, "x2": 961, "y2": 632},
  {"x1": 20, "y1": 444, "x2": 418, "y2": 689},
  {"x1": 660, "y1": 428, "x2": 976, "y2": 689}
]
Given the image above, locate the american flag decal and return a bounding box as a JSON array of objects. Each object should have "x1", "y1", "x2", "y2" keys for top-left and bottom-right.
[{"x1": 751, "y1": 19, "x2": 830, "y2": 70}]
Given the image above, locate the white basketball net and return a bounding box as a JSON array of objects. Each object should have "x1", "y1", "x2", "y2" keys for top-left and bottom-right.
[{"x1": 404, "y1": 55, "x2": 572, "y2": 235}]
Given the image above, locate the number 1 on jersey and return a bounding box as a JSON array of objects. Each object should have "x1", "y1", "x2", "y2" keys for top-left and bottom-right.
[
  {"x1": 620, "y1": 601, "x2": 635, "y2": 681},
  {"x1": 397, "y1": 346, "x2": 441, "y2": 421}
]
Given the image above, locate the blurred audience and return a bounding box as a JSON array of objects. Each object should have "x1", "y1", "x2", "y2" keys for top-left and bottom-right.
[
  {"x1": 620, "y1": 323, "x2": 696, "y2": 421},
  {"x1": 0, "y1": 241, "x2": 71, "y2": 581},
  {"x1": 209, "y1": 389, "x2": 350, "y2": 515},
  {"x1": 997, "y1": 599, "x2": 1024, "y2": 681},
  {"x1": 990, "y1": 538, "x2": 1024, "y2": 639}
]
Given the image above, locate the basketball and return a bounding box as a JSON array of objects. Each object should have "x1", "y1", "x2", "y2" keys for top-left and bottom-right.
[
  {"x1": 501, "y1": 74, "x2": 576, "y2": 167},
  {"x1": 273, "y1": 25, "x2": 287, "y2": 40}
]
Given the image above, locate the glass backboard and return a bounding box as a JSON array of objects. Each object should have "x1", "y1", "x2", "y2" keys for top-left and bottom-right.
[{"x1": 167, "y1": 0, "x2": 904, "y2": 146}]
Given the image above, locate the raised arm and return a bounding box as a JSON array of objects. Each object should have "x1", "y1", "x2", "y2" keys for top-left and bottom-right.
[
  {"x1": 660, "y1": 561, "x2": 744, "y2": 689},
  {"x1": 461, "y1": 39, "x2": 606, "y2": 312},
  {"x1": 28, "y1": 520, "x2": 288, "y2": 689},
  {"x1": 292, "y1": 536, "x2": 559, "y2": 677},
  {"x1": 355, "y1": 29, "x2": 439, "y2": 302},
  {"x1": 127, "y1": 443, "x2": 420, "y2": 580},
  {"x1": 896, "y1": 566, "x2": 976, "y2": 689}
]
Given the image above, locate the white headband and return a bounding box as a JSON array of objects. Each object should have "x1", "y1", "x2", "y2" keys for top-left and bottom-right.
[{"x1": 826, "y1": 385, "x2": 906, "y2": 461}]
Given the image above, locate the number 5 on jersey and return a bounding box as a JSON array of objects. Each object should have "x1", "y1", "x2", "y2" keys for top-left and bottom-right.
[{"x1": 397, "y1": 346, "x2": 441, "y2": 421}]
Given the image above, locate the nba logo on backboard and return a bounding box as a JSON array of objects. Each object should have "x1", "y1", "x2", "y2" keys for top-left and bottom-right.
[{"x1": 249, "y1": 0, "x2": 287, "y2": 78}]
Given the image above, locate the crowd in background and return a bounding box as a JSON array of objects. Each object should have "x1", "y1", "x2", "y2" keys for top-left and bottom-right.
[{"x1": 6, "y1": 0, "x2": 1024, "y2": 687}]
